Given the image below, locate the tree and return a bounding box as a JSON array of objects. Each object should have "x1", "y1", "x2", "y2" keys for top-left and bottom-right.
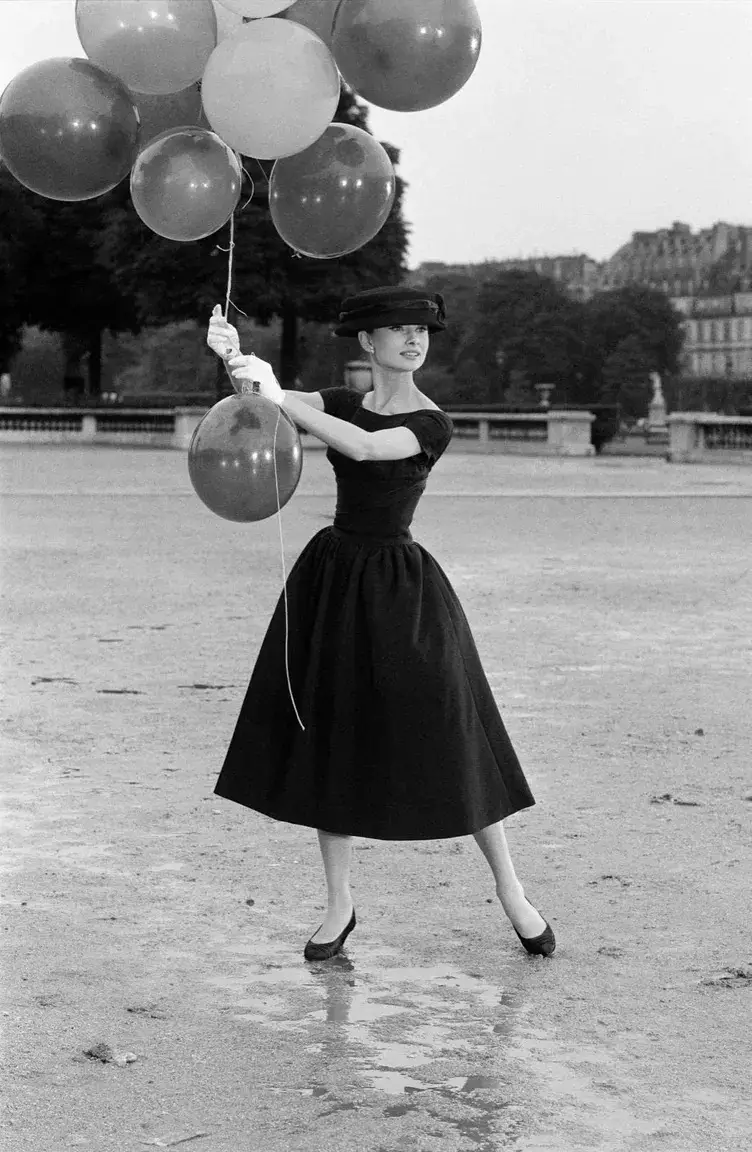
[
  {"x1": 100, "y1": 85, "x2": 409, "y2": 388},
  {"x1": 0, "y1": 170, "x2": 139, "y2": 397},
  {"x1": 413, "y1": 270, "x2": 482, "y2": 403},
  {"x1": 583, "y1": 285, "x2": 684, "y2": 400},
  {"x1": 468, "y1": 270, "x2": 586, "y2": 405},
  {"x1": 601, "y1": 334, "x2": 653, "y2": 421},
  {"x1": 0, "y1": 164, "x2": 39, "y2": 374}
]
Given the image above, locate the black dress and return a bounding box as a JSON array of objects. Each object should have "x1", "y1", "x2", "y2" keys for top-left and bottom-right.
[{"x1": 214, "y1": 387, "x2": 535, "y2": 839}]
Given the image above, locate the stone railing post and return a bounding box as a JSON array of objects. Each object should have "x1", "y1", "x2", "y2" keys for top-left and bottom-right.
[
  {"x1": 667, "y1": 413, "x2": 704, "y2": 462},
  {"x1": 173, "y1": 407, "x2": 208, "y2": 450},
  {"x1": 81, "y1": 413, "x2": 97, "y2": 442},
  {"x1": 546, "y1": 410, "x2": 595, "y2": 456}
]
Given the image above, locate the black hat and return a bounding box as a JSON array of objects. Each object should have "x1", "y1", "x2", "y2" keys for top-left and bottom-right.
[{"x1": 334, "y1": 286, "x2": 447, "y2": 337}]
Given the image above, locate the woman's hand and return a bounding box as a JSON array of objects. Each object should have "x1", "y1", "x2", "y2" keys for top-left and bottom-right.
[
  {"x1": 207, "y1": 304, "x2": 240, "y2": 360},
  {"x1": 227, "y1": 352, "x2": 285, "y2": 406}
]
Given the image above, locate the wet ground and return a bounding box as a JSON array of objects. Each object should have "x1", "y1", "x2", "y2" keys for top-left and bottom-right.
[{"x1": 1, "y1": 446, "x2": 751, "y2": 1151}]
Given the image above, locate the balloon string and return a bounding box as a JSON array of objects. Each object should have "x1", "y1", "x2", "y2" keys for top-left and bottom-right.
[
  {"x1": 272, "y1": 406, "x2": 306, "y2": 732},
  {"x1": 224, "y1": 212, "x2": 235, "y2": 320},
  {"x1": 219, "y1": 212, "x2": 304, "y2": 731},
  {"x1": 240, "y1": 165, "x2": 255, "y2": 212}
]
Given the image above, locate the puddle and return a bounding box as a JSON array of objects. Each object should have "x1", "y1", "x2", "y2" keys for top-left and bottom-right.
[
  {"x1": 205, "y1": 934, "x2": 656, "y2": 1141},
  {"x1": 205, "y1": 938, "x2": 521, "y2": 1125}
]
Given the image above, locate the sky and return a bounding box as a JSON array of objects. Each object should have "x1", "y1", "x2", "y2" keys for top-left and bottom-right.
[{"x1": 1, "y1": 0, "x2": 751, "y2": 268}]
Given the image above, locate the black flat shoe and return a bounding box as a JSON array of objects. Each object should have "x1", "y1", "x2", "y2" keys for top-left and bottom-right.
[
  {"x1": 515, "y1": 917, "x2": 556, "y2": 957},
  {"x1": 304, "y1": 908, "x2": 356, "y2": 962}
]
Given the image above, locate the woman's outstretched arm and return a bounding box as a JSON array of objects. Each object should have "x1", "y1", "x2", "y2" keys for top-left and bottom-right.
[{"x1": 283, "y1": 393, "x2": 420, "y2": 462}]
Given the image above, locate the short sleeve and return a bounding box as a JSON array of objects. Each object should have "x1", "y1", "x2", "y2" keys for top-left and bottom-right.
[
  {"x1": 320, "y1": 387, "x2": 362, "y2": 421},
  {"x1": 402, "y1": 410, "x2": 453, "y2": 465}
]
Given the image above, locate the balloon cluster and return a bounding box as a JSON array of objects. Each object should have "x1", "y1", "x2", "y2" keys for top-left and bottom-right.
[{"x1": 0, "y1": 0, "x2": 482, "y2": 257}]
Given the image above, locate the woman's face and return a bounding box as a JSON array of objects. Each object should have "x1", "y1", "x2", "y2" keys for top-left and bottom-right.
[{"x1": 360, "y1": 324, "x2": 429, "y2": 372}]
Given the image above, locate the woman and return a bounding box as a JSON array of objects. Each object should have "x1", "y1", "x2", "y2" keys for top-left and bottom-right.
[{"x1": 206, "y1": 286, "x2": 555, "y2": 962}]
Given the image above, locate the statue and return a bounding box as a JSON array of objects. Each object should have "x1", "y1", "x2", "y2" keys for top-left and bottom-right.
[{"x1": 647, "y1": 370, "x2": 668, "y2": 440}]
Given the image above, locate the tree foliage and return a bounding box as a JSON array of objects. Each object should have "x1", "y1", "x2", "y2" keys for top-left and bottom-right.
[
  {"x1": 415, "y1": 267, "x2": 685, "y2": 412},
  {"x1": 601, "y1": 334, "x2": 654, "y2": 421},
  {"x1": 0, "y1": 164, "x2": 41, "y2": 371},
  {"x1": 582, "y1": 285, "x2": 684, "y2": 394},
  {"x1": 0, "y1": 164, "x2": 138, "y2": 394}
]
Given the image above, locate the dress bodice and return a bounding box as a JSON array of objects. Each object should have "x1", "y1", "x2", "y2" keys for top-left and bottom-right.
[{"x1": 320, "y1": 388, "x2": 453, "y2": 539}]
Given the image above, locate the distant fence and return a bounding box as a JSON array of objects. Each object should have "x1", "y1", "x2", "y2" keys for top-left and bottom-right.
[
  {"x1": 0, "y1": 407, "x2": 184, "y2": 447},
  {"x1": 0, "y1": 405, "x2": 597, "y2": 456},
  {"x1": 450, "y1": 412, "x2": 548, "y2": 444},
  {"x1": 5, "y1": 404, "x2": 752, "y2": 463}
]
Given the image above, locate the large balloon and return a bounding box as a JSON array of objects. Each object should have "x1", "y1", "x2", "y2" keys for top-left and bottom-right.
[
  {"x1": 130, "y1": 128, "x2": 242, "y2": 241},
  {"x1": 332, "y1": 0, "x2": 482, "y2": 112},
  {"x1": 201, "y1": 19, "x2": 339, "y2": 159},
  {"x1": 269, "y1": 123, "x2": 395, "y2": 259},
  {"x1": 215, "y1": 0, "x2": 295, "y2": 15},
  {"x1": 281, "y1": 0, "x2": 339, "y2": 46},
  {"x1": 134, "y1": 85, "x2": 206, "y2": 148},
  {"x1": 188, "y1": 393, "x2": 303, "y2": 523},
  {"x1": 0, "y1": 58, "x2": 139, "y2": 202},
  {"x1": 75, "y1": 0, "x2": 217, "y2": 95}
]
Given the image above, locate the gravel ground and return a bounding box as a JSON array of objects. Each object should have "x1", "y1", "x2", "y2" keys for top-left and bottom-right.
[{"x1": 1, "y1": 445, "x2": 751, "y2": 1152}]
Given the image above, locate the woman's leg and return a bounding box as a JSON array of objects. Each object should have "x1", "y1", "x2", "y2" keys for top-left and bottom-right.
[
  {"x1": 473, "y1": 820, "x2": 547, "y2": 938},
  {"x1": 309, "y1": 830, "x2": 355, "y2": 943}
]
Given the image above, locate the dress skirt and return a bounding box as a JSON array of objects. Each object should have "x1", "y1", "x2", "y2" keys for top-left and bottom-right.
[{"x1": 214, "y1": 525, "x2": 535, "y2": 840}]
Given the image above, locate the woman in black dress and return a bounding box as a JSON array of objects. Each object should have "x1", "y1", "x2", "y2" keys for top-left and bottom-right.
[{"x1": 207, "y1": 287, "x2": 555, "y2": 961}]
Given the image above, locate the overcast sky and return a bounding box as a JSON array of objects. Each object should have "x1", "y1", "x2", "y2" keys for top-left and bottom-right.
[{"x1": 1, "y1": 0, "x2": 751, "y2": 268}]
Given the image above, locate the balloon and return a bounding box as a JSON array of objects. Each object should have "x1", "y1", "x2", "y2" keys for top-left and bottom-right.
[
  {"x1": 188, "y1": 393, "x2": 303, "y2": 523},
  {"x1": 212, "y1": 0, "x2": 245, "y2": 41},
  {"x1": 134, "y1": 84, "x2": 206, "y2": 148},
  {"x1": 75, "y1": 0, "x2": 217, "y2": 96},
  {"x1": 215, "y1": 0, "x2": 295, "y2": 15},
  {"x1": 332, "y1": 0, "x2": 482, "y2": 112},
  {"x1": 201, "y1": 19, "x2": 339, "y2": 160},
  {"x1": 269, "y1": 123, "x2": 395, "y2": 259},
  {"x1": 0, "y1": 58, "x2": 139, "y2": 202},
  {"x1": 281, "y1": 0, "x2": 340, "y2": 48},
  {"x1": 130, "y1": 128, "x2": 242, "y2": 241}
]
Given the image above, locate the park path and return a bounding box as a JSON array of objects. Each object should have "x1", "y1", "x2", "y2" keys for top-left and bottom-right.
[{"x1": 1, "y1": 446, "x2": 751, "y2": 1151}]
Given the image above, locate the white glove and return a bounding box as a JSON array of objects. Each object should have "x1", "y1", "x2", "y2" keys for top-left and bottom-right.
[
  {"x1": 207, "y1": 304, "x2": 240, "y2": 360},
  {"x1": 227, "y1": 352, "x2": 285, "y2": 406}
]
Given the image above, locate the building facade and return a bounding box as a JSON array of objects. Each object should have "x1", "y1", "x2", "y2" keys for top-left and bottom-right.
[
  {"x1": 598, "y1": 220, "x2": 752, "y2": 297},
  {"x1": 671, "y1": 293, "x2": 752, "y2": 378}
]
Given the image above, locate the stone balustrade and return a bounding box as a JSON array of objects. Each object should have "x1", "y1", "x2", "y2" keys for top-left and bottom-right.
[
  {"x1": 667, "y1": 412, "x2": 752, "y2": 463},
  {"x1": 0, "y1": 405, "x2": 598, "y2": 457},
  {"x1": 442, "y1": 409, "x2": 595, "y2": 456}
]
